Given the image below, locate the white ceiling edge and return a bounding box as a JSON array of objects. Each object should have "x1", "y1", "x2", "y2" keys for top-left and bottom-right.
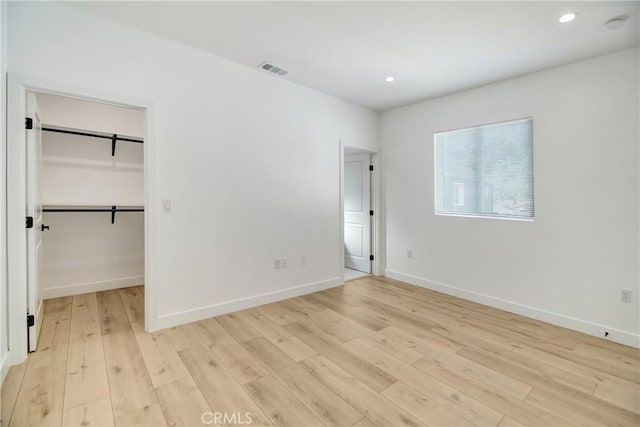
[{"x1": 66, "y1": 1, "x2": 640, "y2": 112}]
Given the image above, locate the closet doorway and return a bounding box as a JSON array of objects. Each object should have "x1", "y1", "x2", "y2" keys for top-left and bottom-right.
[
  {"x1": 340, "y1": 144, "x2": 380, "y2": 282},
  {"x1": 6, "y1": 75, "x2": 154, "y2": 365},
  {"x1": 33, "y1": 93, "x2": 145, "y2": 351}
]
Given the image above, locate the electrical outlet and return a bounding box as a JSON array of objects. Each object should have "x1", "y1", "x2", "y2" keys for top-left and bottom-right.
[
  {"x1": 274, "y1": 259, "x2": 281, "y2": 269},
  {"x1": 407, "y1": 249, "x2": 412, "y2": 258},
  {"x1": 620, "y1": 289, "x2": 632, "y2": 303},
  {"x1": 281, "y1": 257, "x2": 287, "y2": 269},
  {"x1": 301, "y1": 255, "x2": 307, "y2": 266}
]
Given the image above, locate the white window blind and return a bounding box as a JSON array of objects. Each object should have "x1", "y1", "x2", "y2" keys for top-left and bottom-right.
[{"x1": 434, "y1": 117, "x2": 534, "y2": 220}]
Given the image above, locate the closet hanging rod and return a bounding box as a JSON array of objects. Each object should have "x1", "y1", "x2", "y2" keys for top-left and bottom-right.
[
  {"x1": 42, "y1": 127, "x2": 143, "y2": 157},
  {"x1": 41, "y1": 127, "x2": 143, "y2": 143},
  {"x1": 43, "y1": 208, "x2": 144, "y2": 212},
  {"x1": 43, "y1": 206, "x2": 144, "y2": 224}
]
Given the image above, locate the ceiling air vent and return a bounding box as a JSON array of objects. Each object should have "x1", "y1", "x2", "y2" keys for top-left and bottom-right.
[{"x1": 258, "y1": 62, "x2": 288, "y2": 77}]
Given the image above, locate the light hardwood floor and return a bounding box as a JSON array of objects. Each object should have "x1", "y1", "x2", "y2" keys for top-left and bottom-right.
[{"x1": 1, "y1": 276, "x2": 639, "y2": 426}]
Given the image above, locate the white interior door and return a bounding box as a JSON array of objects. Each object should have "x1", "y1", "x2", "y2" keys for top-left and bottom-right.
[
  {"x1": 26, "y1": 92, "x2": 44, "y2": 352},
  {"x1": 344, "y1": 152, "x2": 371, "y2": 273}
]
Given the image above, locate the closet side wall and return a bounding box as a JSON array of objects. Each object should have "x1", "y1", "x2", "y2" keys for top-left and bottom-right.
[
  {"x1": 38, "y1": 94, "x2": 145, "y2": 298},
  {"x1": 0, "y1": 0, "x2": 8, "y2": 382}
]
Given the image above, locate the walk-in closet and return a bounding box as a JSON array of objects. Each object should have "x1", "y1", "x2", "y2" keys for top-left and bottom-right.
[{"x1": 33, "y1": 93, "x2": 145, "y2": 346}]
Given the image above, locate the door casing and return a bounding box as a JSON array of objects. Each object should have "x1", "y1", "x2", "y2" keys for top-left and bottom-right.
[
  {"x1": 25, "y1": 92, "x2": 44, "y2": 352},
  {"x1": 339, "y1": 141, "x2": 382, "y2": 282},
  {"x1": 4, "y1": 73, "x2": 157, "y2": 370}
]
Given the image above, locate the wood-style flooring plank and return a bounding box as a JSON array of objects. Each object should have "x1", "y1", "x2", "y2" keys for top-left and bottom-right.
[
  {"x1": 343, "y1": 338, "x2": 505, "y2": 427},
  {"x1": 243, "y1": 375, "x2": 325, "y2": 426},
  {"x1": 216, "y1": 312, "x2": 262, "y2": 342},
  {"x1": 526, "y1": 386, "x2": 640, "y2": 426},
  {"x1": 178, "y1": 344, "x2": 272, "y2": 426},
  {"x1": 196, "y1": 317, "x2": 269, "y2": 384},
  {"x1": 513, "y1": 343, "x2": 639, "y2": 413},
  {"x1": 155, "y1": 377, "x2": 212, "y2": 427},
  {"x1": 239, "y1": 308, "x2": 317, "y2": 361},
  {"x1": 0, "y1": 361, "x2": 27, "y2": 426},
  {"x1": 114, "y1": 403, "x2": 168, "y2": 426},
  {"x1": 283, "y1": 320, "x2": 397, "y2": 393},
  {"x1": 119, "y1": 287, "x2": 190, "y2": 388},
  {"x1": 458, "y1": 344, "x2": 597, "y2": 395},
  {"x1": 243, "y1": 337, "x2": 363, "y2": 427},
  {"x1": 312, "y1": 310, "x2": 424, "y2": 364},
  {"x1": 414, "y1": 347, "x2": 533, "y2": 401},
  {"x1": 259, "y1": 299, "x2": 315, "y2": 326},
  {"x1": 63, "y1": 293, "x2": 110, "y2": 409},
  {"x1": 381, "y1": 381, "x2": 475, "y2": 427},
  {"x1": 164, "y1": 323, "x2": 204, "y2": 352},
  {"x1": 61, "y1": 396, "x2": 114, "y2": 427},
  {"x1": 10, "y1": 297, "x2": 72, "y2": 427},
  {"x1": 97, "y1": 290, "x2": 132, "y2": 335},
  {"x1": 301, "y1": 355, "x2": 422, "y2": 427},
  {"x1": 301, "y1": 291, "x2": 389, "y2": 331},
  {"x1": 97, "y1": 290, "x2": 157, "y2": 418}
]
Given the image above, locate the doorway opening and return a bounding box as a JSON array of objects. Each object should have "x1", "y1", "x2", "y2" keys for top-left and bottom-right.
[
  {"x1": 6, "y1": 74, "x2": 154, "y2": 368},
  {"x1": 343, "y1": 147, "x2": 374, "y2": 281},
  {"x1": 27, "y1": 92, "x2": 145, "y2": 351}
]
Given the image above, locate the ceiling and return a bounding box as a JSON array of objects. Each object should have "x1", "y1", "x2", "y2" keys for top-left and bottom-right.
[{"x1": 69, "y1": 1, "x2": 639, "y2": 111}]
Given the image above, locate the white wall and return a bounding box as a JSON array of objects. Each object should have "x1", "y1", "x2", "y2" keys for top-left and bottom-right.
[
  {"x1": 0, "y1": 0, "x2": 8, "y2": 384},
  {"x1": 38, "y1": 94, "x2": 144, "y2": 207},
  {"x1": 37, "y1": 93, "x2": 144, "y2": 138},
  {"x1": 7, "y1": 2, "x2": 378, "y2": 335},
  {"x1": 37, "y1": 93, "x2": 145, "y2": 299},
  {"x1": 40, "y1": 131, "x2": 144, "y2": 206},
  {"x1": 40, "y1": 212, "x2": 144, "y2": 299},
  {"x1": 382, "y1": 48, "x2": 640, "y2": 347}
]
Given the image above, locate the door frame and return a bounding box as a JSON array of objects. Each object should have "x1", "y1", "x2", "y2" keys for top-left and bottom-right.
[
  {"x1": 4, "y1": 73, "x2": 158, "y2": 368},
  {"x1": 339, "y1": 141, "x2": 382, "y2": 281},
  {"x1": 25, "y1": 92, "x2": 44, "y2": 352}
]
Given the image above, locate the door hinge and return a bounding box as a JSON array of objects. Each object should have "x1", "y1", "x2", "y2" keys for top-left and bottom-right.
[
  {"x1": 370, "y1": 255, "x2": 374, "y2": 261},
  {"x1": 369, "y1": 165, "x2": 374, "y2": 171},
  {"x1": 25, "y1": 117, "x2": 33, "y2": 130},
  {"x1": 369, "y1": 210, "x2": 374, "y2": 216},
  {"x1": 26, "y1": 216, "x2": 34, "y2": 229},
  {"x1": 27, "y1": 314, "x2": 35, "y2": 327}
]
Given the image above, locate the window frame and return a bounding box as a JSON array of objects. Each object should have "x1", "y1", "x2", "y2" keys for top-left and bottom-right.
[{"x1": 433, "y1": 117, "x2": 535, "y2": 222}]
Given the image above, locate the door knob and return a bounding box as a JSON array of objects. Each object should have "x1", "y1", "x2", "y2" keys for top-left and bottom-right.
[{"x1": 41, "y1": 224, "x2": 50, "y2": 231}]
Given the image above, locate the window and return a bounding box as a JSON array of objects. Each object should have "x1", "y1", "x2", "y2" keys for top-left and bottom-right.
[{"x1": 434, "y1": 117, "x2": 533, "y2": 220}]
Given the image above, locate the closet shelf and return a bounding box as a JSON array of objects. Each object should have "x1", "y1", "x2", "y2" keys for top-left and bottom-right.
[
  {"x1": 43, "y1": 205, "x2": 144, "y2": 224},
  {"x1": 42, "y1": 126, "x2": 143, "y2": 157}
]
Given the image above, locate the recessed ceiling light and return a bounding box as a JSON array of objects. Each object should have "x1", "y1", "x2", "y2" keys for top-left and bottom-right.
[
  {"x1": 559, "y1": 13, "x2": 577, "y2": 23},
  {"x1": 385, "y1": 76, "x2": 395, "y2": 83}
]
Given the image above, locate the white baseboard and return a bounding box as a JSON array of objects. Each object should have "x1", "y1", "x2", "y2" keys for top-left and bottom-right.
[
  {"x1": 385, "y1": 269, "x2": 640, "y2": 349},
  {"x1": 40, "y1": 276, "x2": 144, "y2": 299},
  {"x1": 153, "y1": 277, "x2": 343, "y2": 331}
]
